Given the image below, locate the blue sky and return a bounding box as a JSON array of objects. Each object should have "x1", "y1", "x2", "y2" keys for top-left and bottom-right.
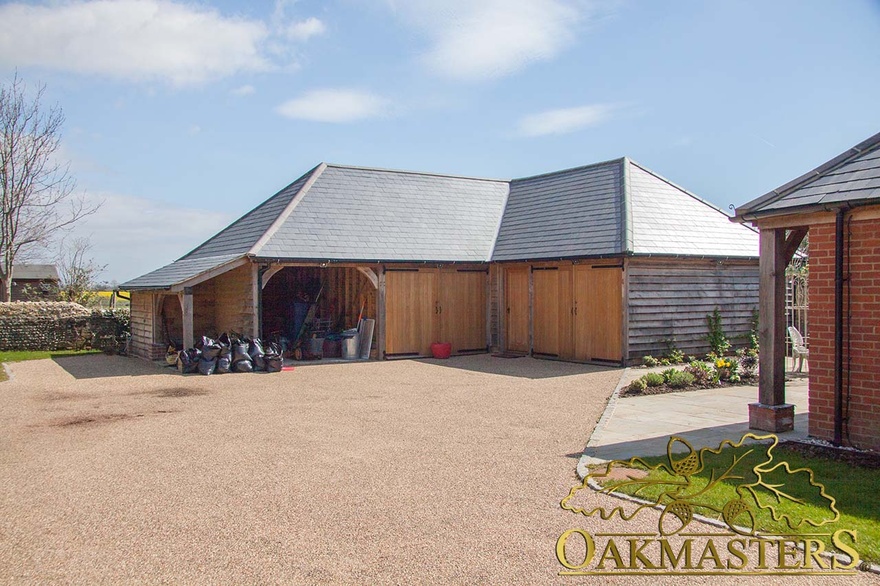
[{"x1": 1, "y1": 0, "x2": 878, "y2": 283}]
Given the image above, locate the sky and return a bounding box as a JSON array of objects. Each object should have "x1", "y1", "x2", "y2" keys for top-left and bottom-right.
[{"x1": 1, "y1": 0, "x2": 878, "y2": 284}]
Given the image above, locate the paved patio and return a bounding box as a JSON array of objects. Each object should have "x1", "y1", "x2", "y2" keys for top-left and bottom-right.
[{"x1": 578, "y1": 369, "x2": 810, "y2": 476}]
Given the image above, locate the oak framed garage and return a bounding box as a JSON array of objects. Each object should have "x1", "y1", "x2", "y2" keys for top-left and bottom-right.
[{"x1": 123, "y1": 158, "x2": 760, "y2": 365}]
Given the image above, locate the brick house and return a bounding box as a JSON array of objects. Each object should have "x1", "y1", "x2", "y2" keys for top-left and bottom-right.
[{"x1": 734, "y1": 131, "x2": 880, "y2": 451}]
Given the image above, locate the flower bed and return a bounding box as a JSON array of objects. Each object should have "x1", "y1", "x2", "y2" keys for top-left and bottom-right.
[{"x1": 621, "y1": 350, "x2": 759, "y2": 397}]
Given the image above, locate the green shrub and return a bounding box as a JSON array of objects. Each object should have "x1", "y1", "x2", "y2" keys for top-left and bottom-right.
[
  {"x1": 643, "y1": 372, "x2": 664, "y2": 387},
  {"x1": 668, "y1": 348, "x2": 685, "y2": 364},
  {"x1": 684, "y1": 361, "x2": 715, "y2": 385},
  {"x1": 642, "y1": 355, "x2": 659, "y2": 367},
  {"x1": 627, "y1": 377, "x2": 648, "y2": 393},
  {"x1": 659, "y1": 358, "x2": 671, "y2": 366},
  {"x1": 707, "y1": 307, "x2": 731, "y2": 357},
  {"x1": 661, "y1": 368, "x2": 679, "y2": 383},
  {"x1": 749, "y1": 308, "x2": 760, "y2": 351},
  {"x1": 667, "y1": 370, "x2": 696, "y2": 389}
]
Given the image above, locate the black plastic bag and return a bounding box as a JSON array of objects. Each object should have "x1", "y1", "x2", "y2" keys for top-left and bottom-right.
[
  {"x1": 201, "y1": 342, "x2": 222, "y2": 360},
  {"x1": 195, "y1": 336, "x2": 214, "y2": 350},
  {"x1": 265, "y1": 342, "x2": 282, "y2": 356},
  {"x1": 248, "y1": 339, "x2": 265, "y2": 370},
  {"x1": 232, "y1": 342, "x2": 250, "y2": 363},
  {"x1": 264, "y1": 354, "x2": 283, "y2": 373},
  {"x1": 177, "y1": 348, "x2": 200, "y2": 374},
  {"x1": 198, "y1": 357, "x2": 217, "y2": 375},
  {"x1": 218, "y1": 332, "x2": 231, "y2": 347},
  {"x1": 233, "y1": 359, "x2": 254, "y2": 373},
  {"x1": 216, "y1": 352, "x2": 231, "y2": 374}
]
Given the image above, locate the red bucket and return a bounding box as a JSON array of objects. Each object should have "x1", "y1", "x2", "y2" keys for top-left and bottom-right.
[{"x1": 431, "y1": 342, "x2": 452, "y2": 359}]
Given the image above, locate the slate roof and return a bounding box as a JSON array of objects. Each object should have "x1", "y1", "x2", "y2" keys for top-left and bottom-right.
[
  {"x1": 256, "y1": 165, "x2": 509, "y2": 262},
  {"x1": 628, "y1": 162, "x2": 759, "y2": 257},
  {"x1": 122, "y1": 254, "x2": 243, "y2": 290},
  {"x1": 184, "y1": 165, "x2": 320, "y2": 260},
  {"x1": 493, "y1": 158, "x2": 758, "y2": 261},
  {"x1": 492, "y1": 160, "x2": 623, "y2": 260},
  {"x1": 7, "y1": 264, "x2": 59, "y2": 281},
  {"x1": 122, "y1": 158, "x2": 758, "y2": 289},
  {"x1": 735, "y1": 131, "x2": 880, "y2": 220}
]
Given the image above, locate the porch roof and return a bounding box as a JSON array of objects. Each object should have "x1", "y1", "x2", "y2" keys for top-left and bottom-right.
[{"x1": 734, "y1": 130, "x2": 880, "y2": 221}]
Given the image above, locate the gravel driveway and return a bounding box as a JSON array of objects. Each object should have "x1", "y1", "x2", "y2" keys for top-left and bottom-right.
[{"x1": 0, "y1": 355, "x2": 875, "y2": 585}]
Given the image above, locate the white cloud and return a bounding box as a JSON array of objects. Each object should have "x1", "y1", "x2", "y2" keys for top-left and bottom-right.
[
  {"x1": 0, "y1": 0, "x2": 316, "y2": 85},
  {"x1": 389, "y1": 0, "x2": 584, "y2": 80},
  {"x1": 68, "y1": 191, "x2": 234, "y2": 283},
  {"x1": 284, "y1": 17, "x2": 326, "y2": 41},
  {"x1": 231, "y1": 84, "x2": 256, "y2": 96},
  {"x1": 276, "y1": 89, "x2": 390, "y2": 123},
  {"x1": 517, "y1": 103, "x2": 618, "y2": 137}
]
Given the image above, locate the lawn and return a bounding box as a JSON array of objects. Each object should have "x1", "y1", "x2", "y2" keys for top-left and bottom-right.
[
  {"x1": 594, "y1": 441, "x2": 880, "y2": 564},
  {"x1": 0, "y1": 349, "x2": 103, "y2": 382},
  {"x1": 0, "y1": 349, "x2": 102, "y2": 364}
]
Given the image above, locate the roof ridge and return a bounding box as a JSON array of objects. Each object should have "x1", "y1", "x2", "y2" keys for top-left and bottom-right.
[
  {"x1": 248, "y1": 163, "x2": 327, "y2": 256},
  {"x1": 620, "y1": 157, "x2": 634, "y2": 254},
  {"x1": 628, "y1": 159, "x2": 741, "y2": 219},
  {"x1": 512, "y1": 157, "x2": 626, "y2": 183},
  {"x1": 486, "y1": 183, "x2": 512, "y2": 261},
  {"x1": 735, "y1": 130, "x2": 880, "y2": 217},
  {"x1": 178, "y1": 164, "x2": 322, "y2": 261},
  {"x1": 324, "y1": 162, "x2": 509, "y2": 183}
]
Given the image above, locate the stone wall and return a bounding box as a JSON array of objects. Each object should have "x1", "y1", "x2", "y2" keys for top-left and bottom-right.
[{"x1": 0, "y1": 302, "x2": 130, "y2": 352}]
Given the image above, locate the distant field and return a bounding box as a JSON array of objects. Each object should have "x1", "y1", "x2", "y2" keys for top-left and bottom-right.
[{"x1": 94, "y1": 291, "x2": 130, "y2": 309}]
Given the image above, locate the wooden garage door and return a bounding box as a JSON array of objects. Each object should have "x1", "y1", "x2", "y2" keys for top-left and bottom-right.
[
  {"x1": 505, "y1": 268, "x2": 530, "y2": 353},
  {"x1": 588, "y1": 267, "x2": 623, "y2": 361},
  {"x1": 439, "y1": 269, "x2": 487, "y2": 353},
  {"x1": 385, "y1": 269, "x2": 437, "y2": 356},
  {"x1": 573, "y1": 265, "x2": 623, "y2": 362},
  {"x1": 532, "y1": 268, "x2": 560, "y2": 356}
]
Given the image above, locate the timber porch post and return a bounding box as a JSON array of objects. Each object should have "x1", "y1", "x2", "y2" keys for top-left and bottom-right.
[
  {"x1": 750, "y1": 227, "x2": 794, "y2": 432},
  {"x1": 180, "y1": 287, "x2": 194, "y2": 350}
]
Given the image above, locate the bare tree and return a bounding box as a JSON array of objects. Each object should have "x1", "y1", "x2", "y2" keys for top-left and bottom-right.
[
  {"x1": 57, "y1": 236, "x2": 106, "y2": 307},
  {"x1": 0, "y1": 73, "x2": 99, "y2": 301}
]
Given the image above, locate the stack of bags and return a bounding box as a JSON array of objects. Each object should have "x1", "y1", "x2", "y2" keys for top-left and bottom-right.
[{"x1": 175, "y1": 333, "x2": 284, "y2": 375}]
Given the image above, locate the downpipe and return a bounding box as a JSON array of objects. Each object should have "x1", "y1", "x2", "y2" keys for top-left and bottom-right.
[{"x1": 833, "y1": 209, "x2": 845, "y2": 446}]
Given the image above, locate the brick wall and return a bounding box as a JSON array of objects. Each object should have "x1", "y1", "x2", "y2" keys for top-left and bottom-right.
[{"x1": 808, "y1": 214, "x2": 880, "y2": 451}]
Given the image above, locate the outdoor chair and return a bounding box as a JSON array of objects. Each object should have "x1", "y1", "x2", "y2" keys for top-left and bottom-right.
[{"x1": 787, "y1": 326, "x2": 808, "y2": 373}]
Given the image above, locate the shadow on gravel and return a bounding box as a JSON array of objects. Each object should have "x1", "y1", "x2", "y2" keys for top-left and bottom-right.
[
  {"x1": 414, "y1": 354, "x2": 620, "y2": 379},
  {"x1": 49, "y1": 409, "x2": 176, "y2": 427},
  {"x1": 52, "y1": 354, "x2": 168, "y2": 379},
  {"x1": 151, "y1": 387, "x2": 209, "y2": 398}
]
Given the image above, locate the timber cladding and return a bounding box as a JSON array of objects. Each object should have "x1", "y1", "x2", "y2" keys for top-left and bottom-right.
[
  {"x1": 129, "y1": 292, "x2": 154, "y2": 358},
  {"x1": 625, "y1": 258, "x2": 759, "y2": 360},
  {"x1": 211, "y1": 264, "x2": 255, "y2": 336}
]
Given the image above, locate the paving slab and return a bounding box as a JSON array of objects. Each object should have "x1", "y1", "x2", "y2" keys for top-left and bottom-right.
[{"x1": 577, "y1": 373, "x2": 810, "y2": 476}]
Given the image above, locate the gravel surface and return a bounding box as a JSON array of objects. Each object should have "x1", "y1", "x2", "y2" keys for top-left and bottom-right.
[{"x1": 0, "y1": 355, "x2": 876, "y2": 585}]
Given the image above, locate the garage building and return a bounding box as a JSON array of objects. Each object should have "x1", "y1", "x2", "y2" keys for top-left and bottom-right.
[{"x1": 122, "y1": 158, "x2": 759, "y2": 365}]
